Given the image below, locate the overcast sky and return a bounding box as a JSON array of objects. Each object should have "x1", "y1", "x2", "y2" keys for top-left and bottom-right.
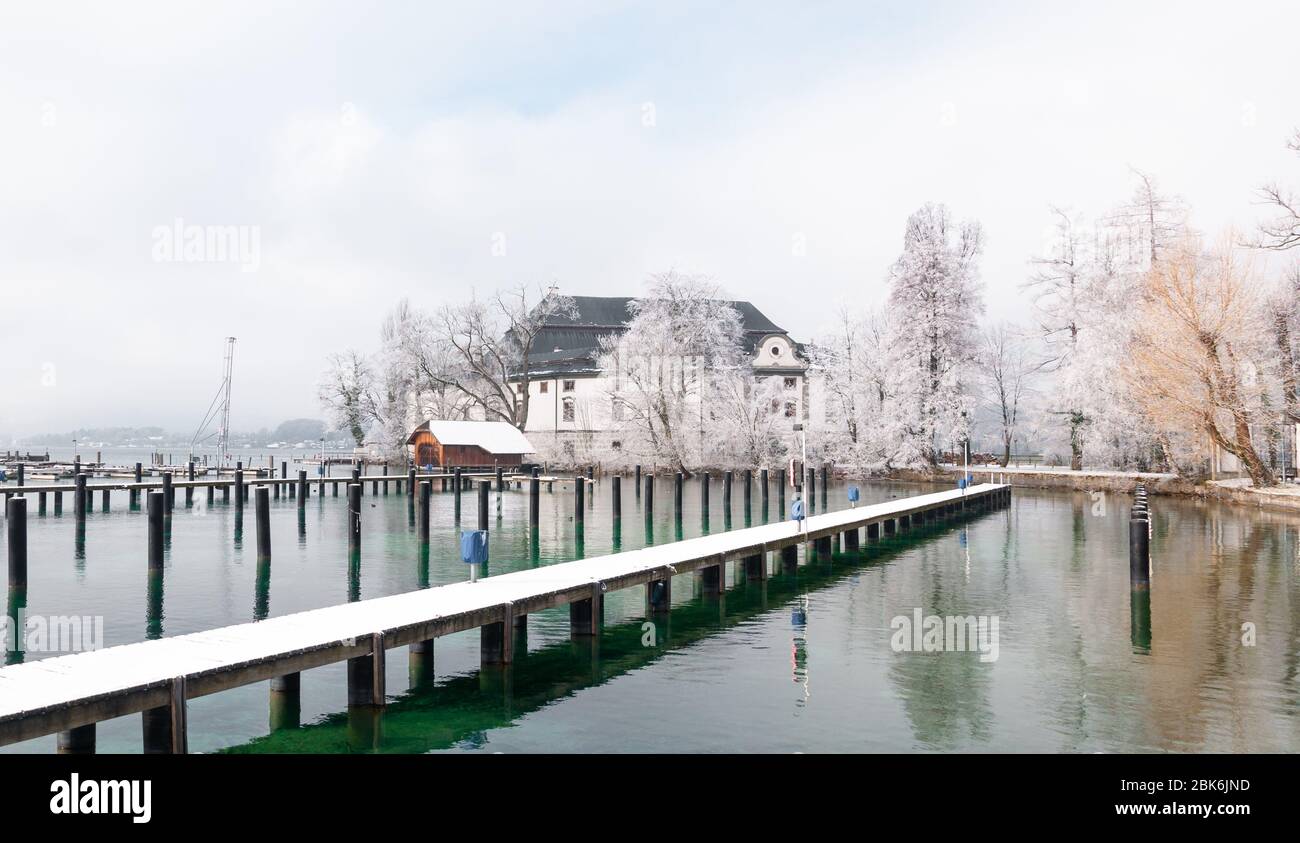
[{"x1": 3, "y1": 0, "x2": 1299, "y2": 438}]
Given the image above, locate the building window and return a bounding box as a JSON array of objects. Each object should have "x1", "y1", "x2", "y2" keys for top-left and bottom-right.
[
  {"x1": 784, "y1": 376, "x2": 797, "y2": 389},
  {"x1": 562, "y1": 397, "x2": 575, "y2": 422},
  {"x1": 540, "y1": 381, "x2": 549, "y2": 394},
  {"x1": 784, "y1": 401, "x2": 797, "y2": 418},
  {"x1": 563, "y1": 379, "x2": 576, "y2": 392}
]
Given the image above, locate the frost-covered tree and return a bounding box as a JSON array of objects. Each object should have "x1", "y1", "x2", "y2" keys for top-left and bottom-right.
[
  {"x1": 810, "y1": 306, "x2": 897, "y2": 470},
  {"x1": 885, "y1": 203, "x2": 985, "y2": 467},
  {"x1": 421, "y1": 284, "x2": 576, "y2": 429},
  {"x1": 599, "y1": 272, "x2": 746, "y2": 473},
  {"x1": 318, "y1": 350, "x2": 377, "y2": 447},
  {"x1": 977, "y1": 324, "x2": 1040, "y2": 467}
]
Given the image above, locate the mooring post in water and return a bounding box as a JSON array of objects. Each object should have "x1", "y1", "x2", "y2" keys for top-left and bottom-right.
[
  {"x1": 454, "y1": 468, "x2": 463, "y2": 512},
  {"x1": 255, "y1": 486, "x2": 271, "y2": 564},
  {"x1": 37, "y1": 491, "x2": 46, "y2": 516},
  {"x1": 634, "y1": 464, "x2": 642, "y2": 494},
  {"x1": 352, "y1": 467, "x2": 361, "y2": 498},
  {"x1": 700, "y1": 472, "x2": 709, "y2": 517},
  {"x1": 529, "y1": 467, "x2": 540, "y2": 531},
  {"x1": 7, "y1": 496, "x2": 27, "y2": 591},
  {"x1": 74, "y1": 473, "x2": 86, "y2": 523},
  {"x1": 348, "y1": 484, "x2": 362, "y2": 557},
  {"x1": 418, "y1": 481, "x2": 431, "y2": 544},
  {"x1": 234, "y1": 468, "x2": 244, "y2": 512},
  {"x1": 612, "y1": 475, "x2": 621, "y2": 521},
  {"x1": 723, "y1": 471, "x2": 732, "y2": 513},
  {"x1": 162, "y1": 472, "x2": 174, "y2": 515},
  {"x1": 496, "y1": 465, "x2": 504, "y2": 493},
  {"x1": 1130, "y1": 509, "x2": 1150, "y2": 585},
  {"x1": 148, "y1": 491, "x2": 164, "y2": 572},
  {"x1": 131, "y1": 462, "x2": 142, "y2": 507},
  {"x1": 574, "y1": 474, "x2": 585, "y2": 526},
  {"x1": 807, "y1": 467, "x2": 816, "y2": 509},
  {"x1": 743, "y1": 469, "x2": 752, "y2": 511},
  {"x1": 382, "y1": 463, "x2": 389, "y2": 495},
  {"x1": 186, "y1": 461, "x2": 195, "y2": 507},
  {"x1": 761, "y1": 468, "x2": 769, "y2": 509},
  {"x1": 644, "y1": 473, "x2": 654, "y2": 519},
  {"x1": 16, "y1": 463, "x2": 23, "y2": 488},
  {"x1": 407, "y1": 466, "x2": 416, "y2": 498},
  {"x1": 475, "y1": 480, "x2": 489, "y2": 531},
  {"x1": 297, "y1": 469, "x2": 308, "y2": 506},
  {"x1": 674, "y1": 472, "x2": 683, "y2": 520}
]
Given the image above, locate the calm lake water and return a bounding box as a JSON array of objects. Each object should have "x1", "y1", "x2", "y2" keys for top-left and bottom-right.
[{"x1": 3, "y1": 461, "x2": 1298, "y2": 753}]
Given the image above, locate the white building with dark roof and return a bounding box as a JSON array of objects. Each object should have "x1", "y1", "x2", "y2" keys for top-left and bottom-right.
[{"x1": 511, "y1": 295, "x2": 809, "y2": 446}]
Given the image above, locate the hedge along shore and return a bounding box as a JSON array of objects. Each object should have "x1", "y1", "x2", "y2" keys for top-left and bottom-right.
[{"x1": 876, "y1": 465, "x2": 1300, "y2": 516}]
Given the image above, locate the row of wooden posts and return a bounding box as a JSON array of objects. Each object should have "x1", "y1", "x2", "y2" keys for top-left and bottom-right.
[
  {"x1": 4, "y1": 473, "x2": 1011, "y2": 753},
  {"x1": 6, "y1": 458, "x2": 843, "y2": 617}
]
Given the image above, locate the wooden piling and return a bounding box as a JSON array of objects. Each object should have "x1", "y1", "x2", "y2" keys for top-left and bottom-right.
[
  {"x1": 477, "y1": 481, "x2": 490, "y2": 532},
  {"x1": 162, "y1": 472, "x2": 173, "y2": 514},
  {"x1": 297, "y1": 469, "x2": 308, "y2": 506},
  {"x1": 575, "y1": 475, "x2": 585, "y2": 525},
  {"x1": 7, "y1": 496, "x2": 26, "y2": 591},
  {"x1": 148, "y1": 491, "x2": 164, "y2": 572},
  {"x1": 418, "y1": 481, "x2": 431, "y2": 544},
  {"x1": 255, "y1": 486, "x2": 271, "y2": 563},
  {"x1": 612, "y1": 475, "x2": 621, "y2": 521},
  {"x1": 529, "y1": 467, "x2": 540, "y2": 531},
  {"x1": 74, "y1": 473, "x2": 86, "y2": 522},
  {"x1": 348, "y1": 484, "x2": 361, "y2": 557}
]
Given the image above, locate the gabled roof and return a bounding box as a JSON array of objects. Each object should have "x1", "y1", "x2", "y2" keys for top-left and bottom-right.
[
  {"x1": 523, "y1": 294, "x2": 798, "y2": 376},
  {"x1": 407, "y1": 420, "x2": 534, "y2": 454}
]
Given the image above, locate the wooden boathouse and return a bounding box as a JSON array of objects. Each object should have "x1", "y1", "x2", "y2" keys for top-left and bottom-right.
[{"x1": 406, "y1": 420, "x2": 534, "y2": 470}]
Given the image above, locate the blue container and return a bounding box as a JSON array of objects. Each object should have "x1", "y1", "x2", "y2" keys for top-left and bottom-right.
[
  {"x1": 790, "y1": 499, "x2": 805, "y2": 522},
  {"x1": 958, "y1": 477, "x2": 967, "y2": 490},
  {"x1": 847, "y1": 486, "x2": 860, "y2": 503},
  {"x1": 460, "y1": 530, "x2": 489, "y2": 565}
]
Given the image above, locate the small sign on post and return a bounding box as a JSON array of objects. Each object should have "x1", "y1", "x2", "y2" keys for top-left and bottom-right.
[{"x1": 790, "y1": 499, "x2": 805, "y2": 522}]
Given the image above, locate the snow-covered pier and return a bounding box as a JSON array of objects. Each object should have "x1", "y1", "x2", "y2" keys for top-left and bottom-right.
[{"x1": 0, "y1": 482, "x2": 1009, "y2": 752}]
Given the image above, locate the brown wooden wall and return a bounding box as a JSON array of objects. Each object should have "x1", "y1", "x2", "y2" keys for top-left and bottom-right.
[{"x1": 408, "y1": 432, "x2": 523, "y2": 467}]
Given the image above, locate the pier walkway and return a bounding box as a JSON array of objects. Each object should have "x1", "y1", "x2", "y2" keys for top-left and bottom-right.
[{"x1": 0, "y1": 482, "x2": 1008, "y2": 751}]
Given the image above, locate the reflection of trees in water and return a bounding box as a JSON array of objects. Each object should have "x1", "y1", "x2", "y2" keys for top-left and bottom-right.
[
  {"x1": 1015, "y1": 490, "x2": 1300, "y2": 752},
  {"x1": 883, "y1": 538, "x2": 994, "y2": 750}
]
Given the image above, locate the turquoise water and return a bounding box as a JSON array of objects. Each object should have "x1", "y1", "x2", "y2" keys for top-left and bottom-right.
[{"x1": 2, "y1": 472, "x2": 1298, "y2": 753}]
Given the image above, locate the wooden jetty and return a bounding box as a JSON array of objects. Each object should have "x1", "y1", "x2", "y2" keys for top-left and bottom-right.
[{"x1": 0, "y1": 482, "x2": 1008, "y2": 751}]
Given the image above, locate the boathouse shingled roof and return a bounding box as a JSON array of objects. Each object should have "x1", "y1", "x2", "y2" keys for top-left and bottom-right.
[
  {"x1": 406, "y1": 420, "x2": 534, "y2": 454},
  {"x1": 523, "y1": 294, "x2": 796, "y2": 377}
]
